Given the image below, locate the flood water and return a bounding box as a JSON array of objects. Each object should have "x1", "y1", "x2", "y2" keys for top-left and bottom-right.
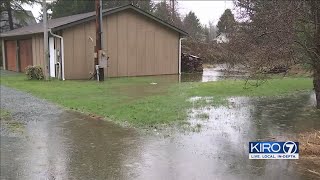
[
  {"x1": 1, "y1": 92, "x2": 320, "y2": 179},
  {"x1": 1, "y1": 67, "x2": 320, "y2": 179},
  {"x1": 139, "y1": 65, "x2": 248, "y2": 84},
  {"x1": 181, "y1": 64, "x2": 248, "y2": 82}
]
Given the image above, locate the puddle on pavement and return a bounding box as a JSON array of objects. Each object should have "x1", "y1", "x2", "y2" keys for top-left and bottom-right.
[{"x1": 1, "y1": 92, "x2": 320, "y2": 179}]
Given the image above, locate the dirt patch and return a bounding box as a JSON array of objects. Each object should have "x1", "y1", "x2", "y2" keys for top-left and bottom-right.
[
  {"x1": 298, "y1": 130, "x2": 320, "y2": 156},
  {"x1": 287, "y1": 64, "x2": 312, "y2": 76},
  {"x1": 296, "y1": 130, "x2": 320, "y2": 178}
]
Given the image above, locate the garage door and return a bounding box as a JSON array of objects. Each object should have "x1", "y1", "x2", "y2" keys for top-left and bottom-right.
[
  {"x1": 19, "y1": 39, "x2": 33, "y2": 72},
  {"x1": 5, "y1": 40, "x2": 17, "y2": 71}
]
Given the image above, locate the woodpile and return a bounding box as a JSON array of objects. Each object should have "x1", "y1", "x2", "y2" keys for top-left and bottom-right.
[
  {"x1": 265, "y1": 65, "x2": 289, "y2": 74},
  {"x1": 181, "y1": 53, "x2": 203, "y2": 73}
]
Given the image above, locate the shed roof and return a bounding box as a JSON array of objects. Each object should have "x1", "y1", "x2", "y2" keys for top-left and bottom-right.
[{"x1": 0, "y1": 4, "x2": 187, "y2": 38}]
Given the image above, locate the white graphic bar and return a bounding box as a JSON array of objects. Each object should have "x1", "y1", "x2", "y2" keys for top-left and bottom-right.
[{"x1": 249, "y1": 153, "x2": 299, "y2": 159}]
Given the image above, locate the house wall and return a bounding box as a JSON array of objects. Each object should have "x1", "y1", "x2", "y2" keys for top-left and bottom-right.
[
  {"x1": 31, "y1": 33, "x2": 62, "y2": 76},
  {"x1": 51, "y1": 35, "x2": 62, "y2": 78},
  {"x1": 62, "y1": 21, "x2": 95, "y2": 79},
  {"x1": 62, "y1": 9, "x2": 180, "y2": 79},
  {"x1": 31, "y1": 34, "x2": 44, "y2": 69},
  {"x1": 3, "y1": 34, "x2": 44, "y2": 72},
  {"x1": 18, "y1": 39, "x2": 33, "y2": 72},
  {"x1": 3, "y1": 37, "x2": 33, "y2": 72},
  {"x1": 4, "y1": 40, "x2": 17, "y2": 71}
]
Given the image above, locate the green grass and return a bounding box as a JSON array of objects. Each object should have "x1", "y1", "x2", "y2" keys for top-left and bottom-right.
[
  {"x1": 187, "y1": 78, "x2": 313, "y2": 97},
  {"x1": 0, "y1": 72, "x2": 313, "y2": 126}
]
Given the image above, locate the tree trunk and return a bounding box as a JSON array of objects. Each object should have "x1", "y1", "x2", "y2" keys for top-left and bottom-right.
[
  {"x1": 312, "y1": 0, "x2": 320, "y2": 109},
  {"x1": 314, "y1": 67, "x2": 320, "y2": 109},
  {"x1": 6, "y1": 1, "x2": 14, "y2": 30}
]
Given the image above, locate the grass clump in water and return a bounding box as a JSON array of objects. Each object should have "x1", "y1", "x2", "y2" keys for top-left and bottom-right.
[{"x1": 195, "y1": 113, "x2": 210, "y2": 120}]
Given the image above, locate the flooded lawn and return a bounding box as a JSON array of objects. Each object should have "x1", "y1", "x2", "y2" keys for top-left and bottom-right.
[
  {"x1": 116, "y1": 64, "x2": 248, "y2": 84},
  {"x1": 1, "y1": 92, "x2": 320, "y2": 179},
  {"x1": 181, "y1": 64, "x2": 248, "y2": 82}
]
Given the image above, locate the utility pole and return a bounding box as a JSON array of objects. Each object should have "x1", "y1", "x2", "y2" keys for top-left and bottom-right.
[
  {"x1": 95, "y1": 0, "x2": 104, "y2": 81},
  {"x1": 99, "y1": 0, "x2": 103, "y2": 50},
  {"x1": 43, "y1": 0, "x2": 49, "y2": 80}
]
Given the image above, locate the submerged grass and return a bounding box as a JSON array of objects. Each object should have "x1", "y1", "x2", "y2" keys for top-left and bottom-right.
[
  {"x1": 0, "y1": 73, "x2": 313, "y2": 126},
  {"x1": 195, "y1": 113, "x2": 210, "y2": 120}
]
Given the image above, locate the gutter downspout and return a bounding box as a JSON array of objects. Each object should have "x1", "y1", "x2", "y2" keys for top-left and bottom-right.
[
  {"x1": 49, "y1": 29, "x2": 65, "y2": 80},
  {"x1": 178, "y1": 37, "x2": 186, "y2": 75},
  {"x1": 1, "y1": 39, "x2": 6, "y2": 70}
]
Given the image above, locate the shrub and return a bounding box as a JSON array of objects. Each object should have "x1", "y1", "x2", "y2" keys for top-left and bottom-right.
[{"x1": 25, "y1": 65, "x2": 44, "y2": 80}]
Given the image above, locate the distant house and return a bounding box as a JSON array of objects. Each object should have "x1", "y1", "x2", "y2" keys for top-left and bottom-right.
[
  {"x1": 0, "y1": 5, "x2": 187, "y2": 80},
  {"x1": 214, "y1": 33, "x2": 229, "y2": 43},
  {"x1": 0, "y1": 10, "x2": 36, "y2": 33}
]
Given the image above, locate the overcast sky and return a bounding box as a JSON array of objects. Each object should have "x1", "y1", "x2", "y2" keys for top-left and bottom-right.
[
  {"x1": 179, "y1": 1, "x2": 234, "y2": 25},
  {"x1": 23, "y1": 0, "x2": 234, "y2": 25}
]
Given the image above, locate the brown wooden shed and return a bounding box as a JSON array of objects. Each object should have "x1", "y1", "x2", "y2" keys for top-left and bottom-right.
[{"x1": 0, "y1": 5, "x2": 187, "y2": 80}]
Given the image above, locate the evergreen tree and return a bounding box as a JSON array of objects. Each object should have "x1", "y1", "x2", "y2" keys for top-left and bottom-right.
[
  {"x1": 1, "y1": 0, "x2": 38, "y2": 31},
  {"x1": 49, "y1": 0, "x2": 154, "y2": 19},
  {"x1": 203, "y1": 25, "x2": 210, "y2": 43},
  {"x1": 153, "y1": 1, "x2": 182, "y2": 28},
  {"x1": 216, "y1": 9, "x2": 236, "y2": 36},
  {"x1": 1, "y1": 0, "x2": 39, "y2": 67},
  {"x1": 208, "y1": 20, "x2": 218, "y2": 40},
  {"x1": 49, "y1": 0, "x2": 94, "y2": 19},
  {"x1": 183, "y1": 11, "x2": 203, "y2": 40}
]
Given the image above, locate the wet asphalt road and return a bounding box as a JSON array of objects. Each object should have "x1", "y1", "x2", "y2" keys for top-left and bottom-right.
[{"x1": 1, "y1": 85, "x2": 320, "y2": 180}]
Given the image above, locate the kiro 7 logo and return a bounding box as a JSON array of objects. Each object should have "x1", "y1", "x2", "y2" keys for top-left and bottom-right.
[
  {"x1": 249, "y1": 141, "x2": 299, "y2": 159},
  {"x1": 283, "y1": 141, "x2": 298, "y2": 154}
]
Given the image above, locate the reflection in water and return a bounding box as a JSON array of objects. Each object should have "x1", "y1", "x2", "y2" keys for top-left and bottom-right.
[
  {"x1": 181, "y1": 65, "x2": 248, "y2": 82},
  {"x1": 133, "y1": 65, "x2": 248, "y2": 84},
  {"x1": 1, "y1": 116, "x2": 70, "y2": 179},
  {"x1": 1, "y1": 93, "x2": 320, "y2": 179},
  {"x1": 189, "y1": 92, "x2": 320, "y2": 179}
]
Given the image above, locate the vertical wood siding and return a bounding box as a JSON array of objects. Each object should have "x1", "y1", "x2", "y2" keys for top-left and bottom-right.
[
  {"x1": 106, "y1": 9, "x2": 179, "y2": 77},
  {"x1": 5, "y1": 40, "x2": 17, "y2": 71},
  {"x1": 105, "y1": 14, "x2": 118, "y2": 77},
  {"x1": 63, "y1": 21, "x2": 96, "y2": 79},
  {"x1": 62, "y1": 9, "x2": 179, "y2": 79},
  {"x1": 117, "y1": 12, "x2": 128, "y2": 76},
  {"x1": 32, "y1": 34, "x2": 44, "y2": 70},
  {"x1": 19, "y1": 39, "x2": 33, "y2": 72}
]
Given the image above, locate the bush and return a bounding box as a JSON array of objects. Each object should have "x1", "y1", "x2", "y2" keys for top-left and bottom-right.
[{"x1": 25, "y1": 65, "x2": 44, "y2": 80}]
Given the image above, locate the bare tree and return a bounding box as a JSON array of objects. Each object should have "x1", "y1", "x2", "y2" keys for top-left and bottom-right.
[{"x1": 228, "y1": 0, "x2": 320, "y2": 108}]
